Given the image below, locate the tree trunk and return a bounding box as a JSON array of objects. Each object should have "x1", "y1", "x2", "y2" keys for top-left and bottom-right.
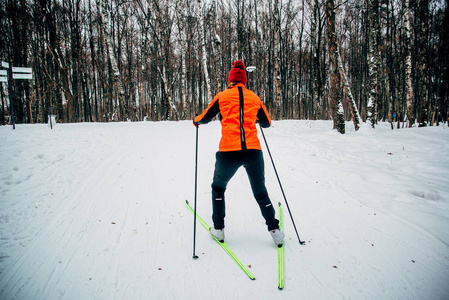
[
  {"x1": 337, "y1": 46, "x2": 361, "y2": 131},
  {"x1": 274, "y1": 0, "x2": 282, "y2": 119},
  {"x1": 404, "y1": 0, "x2": 414, "y2": 127},
  {"x1": 176, "y1": 2, "x2": 188, "y2": 119},
  {"x1": 159, "y1": 65, "x2": 179, "y2": 121},
  {"x1": 198, "y1": 0, "x2": 212, "y2": 105},
  {"x1": 325, "y1": 0, "x2": 345, "y2": 133},
  {"x1": 309, "y1": 0, "x2": 320, "y2": 120},
  {"x1": 367, "y1": 0, "x2": 380, "y2": 127}
]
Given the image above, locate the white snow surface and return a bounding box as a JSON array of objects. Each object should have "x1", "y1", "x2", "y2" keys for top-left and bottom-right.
[{"x1": 1, "y1": 120, "x2": 448, "y2": 299}]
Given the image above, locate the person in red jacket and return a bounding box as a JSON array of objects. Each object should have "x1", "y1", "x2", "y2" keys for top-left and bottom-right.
[{"x1": 193, "y1": 60, "x2": 284, "y2": 247}]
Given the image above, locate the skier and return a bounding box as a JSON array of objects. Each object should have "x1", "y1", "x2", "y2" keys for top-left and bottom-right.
[{"x1": 193, "y1": 60, "x2": 284, "y2": 247}]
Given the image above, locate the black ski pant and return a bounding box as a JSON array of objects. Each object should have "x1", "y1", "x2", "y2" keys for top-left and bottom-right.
[{"x1": 211, "y1": 149, "x2": 279, "y2": 231}]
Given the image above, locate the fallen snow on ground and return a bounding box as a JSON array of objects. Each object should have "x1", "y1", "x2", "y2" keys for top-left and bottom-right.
[{"x1": 0, "y1": 120, "x2": 448, "y2": 300}]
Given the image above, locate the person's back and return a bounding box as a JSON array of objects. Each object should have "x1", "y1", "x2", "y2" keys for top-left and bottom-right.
[{"x1": 196, "y1": 81, "x2": 270, "y2": 151}]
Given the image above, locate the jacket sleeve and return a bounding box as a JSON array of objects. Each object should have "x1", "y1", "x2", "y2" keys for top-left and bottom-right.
[
  {"x1": 257, "y1": 102, "x2": 271, "y2": 128},
  {"x1": 193, "y1": 97, "x2": 220, "y2": 125}
]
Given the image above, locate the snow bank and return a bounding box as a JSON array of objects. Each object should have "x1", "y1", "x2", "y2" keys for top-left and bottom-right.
[{"x1": 0, "y1": 121, "x2": 448, "y2": 299}]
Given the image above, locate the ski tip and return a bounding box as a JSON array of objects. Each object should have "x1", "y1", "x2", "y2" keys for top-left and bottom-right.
[{"x1": 185, "y1": 200, "x2": 189, "y2": 205}]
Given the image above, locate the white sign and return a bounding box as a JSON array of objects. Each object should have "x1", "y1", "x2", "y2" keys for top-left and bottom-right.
[
  {"x1": 2, "y1": 61, "x2": 9, "y2": 68},
  {"x1": 13, "y1": 73, "x2": 33, "y2": 80},
  {"x1": 0, "y1": 70, "x2": 7, "y2": 76},
  {"x1": 13, "y1": 67, "x2": 32, "y2": 73},
  {"x1": 0, "y1": 77, "x2": 7, "y2": 82}
]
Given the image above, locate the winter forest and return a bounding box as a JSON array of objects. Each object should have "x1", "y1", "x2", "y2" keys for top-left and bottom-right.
[{"x1": 1, "y1": 0, "x2": 448, "y2": 132}]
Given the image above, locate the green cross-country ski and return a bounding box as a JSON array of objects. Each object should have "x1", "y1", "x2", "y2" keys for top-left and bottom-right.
[
  {"x1": 185, "y1": 200, "x2": 256, "y2": 280},
  {"x1": 278, "y1": 202, "x2": 284, "y2": 289}
]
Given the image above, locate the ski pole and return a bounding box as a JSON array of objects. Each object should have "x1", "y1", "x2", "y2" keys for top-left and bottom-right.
[
  {"x1": 259, "y1": 124, "x2": 306, "y2": 245},
  {"x1": 192, "y1": 124, "x2": 200, "y2": 258}
]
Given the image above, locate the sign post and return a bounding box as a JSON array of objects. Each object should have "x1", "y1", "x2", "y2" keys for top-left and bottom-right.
[
  {"x1": 7, "y1": 63, "x2": 15, "y2": 129},
  {"x1": 1, "y1": 62, "x2": 33, "y2": 129}
]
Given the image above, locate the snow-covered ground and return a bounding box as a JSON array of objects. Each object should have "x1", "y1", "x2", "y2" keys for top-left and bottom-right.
[{"x1": 0, "y1": 120, "x2": 448, "y2": 299}]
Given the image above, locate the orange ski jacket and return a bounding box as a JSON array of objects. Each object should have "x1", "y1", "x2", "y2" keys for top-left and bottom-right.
[{"x1": 194, "y1": 83, "x2": 271, "y2": 152}]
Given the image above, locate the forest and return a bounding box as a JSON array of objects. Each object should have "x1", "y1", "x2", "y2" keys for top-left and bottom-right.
[{"x1": 0, "y1": 0, "x2": 448, "y2": 132}]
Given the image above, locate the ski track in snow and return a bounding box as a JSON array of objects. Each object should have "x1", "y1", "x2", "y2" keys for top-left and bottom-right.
[{"x1": 0, "y1": 120, "x2": 448, "y2": 299}]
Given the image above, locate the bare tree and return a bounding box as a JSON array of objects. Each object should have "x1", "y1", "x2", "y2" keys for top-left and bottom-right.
[
  {"x1": 366, "y1": 0, "x2": 380, "y2": 127},
  {"x1": 325, "y1": 0, "x2": 345, "y2": 133},
  {"x1": 198, "y1": 0, "x2": 212, "y2": 105},
  {"x1": 404, "y1": 0, "x2": 414, "y2": 127},
  {"x1": 308, "y1": 0, "x2": 321, "y2": 119},
  {"x1": 175, "y1": 1, "x2": 189, "y2": 118},
  {"x1": 274, "y1": 0, "x2": 282, "y2": 119},
  {"x1": 337, "y1": 45, "x2": 361, "y2": 130}
]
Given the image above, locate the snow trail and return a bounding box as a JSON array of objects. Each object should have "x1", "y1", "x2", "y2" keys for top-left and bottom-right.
[{"x1": 0, "y1": 120, "x2": 448, "y2": 299}]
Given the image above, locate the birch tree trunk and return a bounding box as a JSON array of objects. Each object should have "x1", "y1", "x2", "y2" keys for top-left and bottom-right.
[
  {"x1": 100, "y1": 0, "x2": 126, "y2": 121},
  {"x1": 176, "y1": 4, "x2": 188, "y2": 119},
  {"x1": 325, "y1": 0, "x2": 345, "y2": 133},
  {"x1": 367, "y1": 0, "x2": 380, "y2": 127},
  {"x1": 308, "y1": 0, "x2": 320, "y2": 119},
  {"x1": 337, "y1": 46, "x2": 361, "y2": 131},
  {"x1": 211, "y1": 0, "x2": 222, "y2": 94},
  {"x1": 274, "y1": 0, "x2": 282, "y2": 119},
  {"x1": 88, "y1": 0, "x2": 98, "y2": 122},
  {"x1": 198, "y1": 0, "x2": 212, "y2": 105},
  {"x1": 404, "y1": 0, "x2": 414, "y2": 127}
]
